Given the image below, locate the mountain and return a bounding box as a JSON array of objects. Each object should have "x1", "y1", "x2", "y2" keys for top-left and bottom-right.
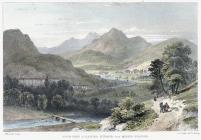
[
  {"x1": 126, "y1": 38, "x2": 198, "y2": 70},
  {"x1": 80, "y1": 28, "x2": 150, "y2": 59},
  {"x1": 3, "y1": 29, "x2": 107, "y2": 86},
  {"x1": 69, "y1": 28, "x2": 151, "y2": 66},
  {"x1": 38, "y1": 32, "x2": 100, "y2": 55}
]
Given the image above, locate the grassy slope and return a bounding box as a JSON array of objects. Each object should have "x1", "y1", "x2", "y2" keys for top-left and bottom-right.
[{"x1": 175, "y1": 84, "x2": 198, "y2": 129}]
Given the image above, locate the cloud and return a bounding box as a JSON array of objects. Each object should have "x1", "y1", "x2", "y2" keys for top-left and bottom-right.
[
  {"x1": 124, "y1": 26, "x2": 146, "y2": 34},
  {"x1": 103, "y1": 3, "x2": 122, "y2": 7}
]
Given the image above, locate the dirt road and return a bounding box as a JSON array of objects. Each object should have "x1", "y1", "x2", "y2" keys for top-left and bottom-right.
[{"x1": 145, "y1": 97, "x2": 186, "y2": 131}]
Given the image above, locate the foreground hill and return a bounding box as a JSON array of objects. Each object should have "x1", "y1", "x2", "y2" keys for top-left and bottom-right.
[
  {"x1": 3, "y1": 29, "x2": 106, "y2": 86},
  {"x1": 69, "y1": 28, "x2": 151, "y2": 66}
]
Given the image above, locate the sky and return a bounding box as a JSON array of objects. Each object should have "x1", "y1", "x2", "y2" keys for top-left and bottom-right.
[{"x1": 3, "y1": 2, "x2": 197, "y2": 48}]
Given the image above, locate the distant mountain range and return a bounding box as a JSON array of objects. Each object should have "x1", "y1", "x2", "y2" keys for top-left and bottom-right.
[
  {"x1": 4, "y1": 28, "x2": 197, "y2": 76},
  {"x1": 68, "y1": 28, "x2": 151, "y2": 66},
  {"x1": 37, "y1": 28, "x2": 197, "y2": 71},
  {"x1": 3, "y1": 29, "x2": 108, "y2": 86},
  {"x1": 68, "y1": 28, "x2": 197, "y2": 70},
  {"x1": 38, "y1": 32, "x2": 100, "y2": 55}
]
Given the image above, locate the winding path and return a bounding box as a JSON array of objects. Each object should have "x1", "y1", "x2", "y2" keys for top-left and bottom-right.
[{"x1": 145, "y1": 97, "x2": 186, "y2": 131}]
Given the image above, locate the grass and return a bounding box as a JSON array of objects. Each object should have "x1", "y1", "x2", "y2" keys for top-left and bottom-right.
[
  {"x1": 183, "y1": 104, "x2": 198, "y2": 113},
  {"x1": 79, "y1": 122, "x2": 101, "y2": 131},
  {"x1": 183, "y1": 117, "x2": 198, "y2": 129},
  {"x1": 175, "y1": 85, "x2": 198, "y2": 129},
  {"x1": 126, "y1": 109, "x2": 158, "y2": 131},
  {"x1": 175, "y1": 85, "x2": 198, "y2": 113}
]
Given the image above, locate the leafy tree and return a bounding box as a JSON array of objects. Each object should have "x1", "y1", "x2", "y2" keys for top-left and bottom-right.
[
  {"x1": 44, "y1": 76, "x2": 50, "y2": 88},
  {"x1": 90, "y1": 97, "x2": 100, "y2": 112},
  {"x1": 149, "y1": 79, "x2": 162, "y2": 96},
  {"x1": 148, "y1": 59, "x2": 167, "y2": 94},
  {"x1": 37, "y1": 94, "x2": 48, "y2": 110},
  {"x1": 3, "y1": 88, "x2": 21, "y2": 105},
  {"x1": 97, "y1": 99, "x2": 116, "y2": 115},
  {"x1": 51, "y1": 94, "x2": 64, "y2": 111},
  {"x1": 188, "y1": 60, "x2": 198, "y2": 81},
  {"x1": 4, "y1": 75, "x2": 19, "y2": 90},
  {"x1": 18, "y1": 92, "x2": 34, "y2": 107},
  {"x1": 24, "y1": 92, "x2": 34, "y2": 107},
  {"x1": 162, "y1": 42, "x2": 192, "y2": 94}
]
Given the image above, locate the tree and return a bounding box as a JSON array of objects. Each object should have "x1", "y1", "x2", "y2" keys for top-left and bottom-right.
[
  {"x1": 168, "y1": 74, "x2": 184, "y2": 94},
  {"x1": 37, "y1": 94, "x2": 48, "y2": 110},
  {"x1": 162, "y1": 42, "x2": 192, "y2": 94},
  {"x1": 148, "y1": 59, "x2": 167, "y2": 94},
  {"x1": 188, "y1": 60, "x2": 197, "y2": 81},
  {"x1": 3, "y1": 88, "x2": 21, "y2": 105},
  {"x1": 90, "y1": 97, "x2": 100, "y2": 112},
  {"x1": 44, "y1": 76, "x2": 50, "y2": 88},
  {"x1": 4, "y1": 75, "x2": 19, "y2": 90},
  {"x1": 18, "y1": 92, "x2": 34, "y2": 107},
  {"x1": 62, "y1": 86, "x2": 74, "y2": 101},
  {"x1": 149, "y1": 79, "x2": 162, "y2": 97},
  {"x1": 25, "y1": 92, "x2": 34, "y2": 107},
  {"x1": 97, "y1": 99, "x2": 116, "y2": 115},
  {"x1": 51, "y1": 94, "x2": 64, "y2": 111}
]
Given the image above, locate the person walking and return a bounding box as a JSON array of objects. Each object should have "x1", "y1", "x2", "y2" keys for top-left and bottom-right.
[
  {"x1": 159, "y1": 102, "x2": 164, "y2": 113},
  {"x1": 164, "y1": 102, "x2": 170, "y2": 112}
]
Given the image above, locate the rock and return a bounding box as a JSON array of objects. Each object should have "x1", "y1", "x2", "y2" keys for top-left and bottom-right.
[
  {"x1": 115, "y1": 123, "x2": 127, "y2": 131},
  {"x1": 99, "y1": 117, "x2": 115, "y2": 131},
  {"x1": 71, "y1": 127, "x2": 85, "y2": 131}
]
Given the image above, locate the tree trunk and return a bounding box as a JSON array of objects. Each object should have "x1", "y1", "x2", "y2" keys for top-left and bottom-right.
[
  {"x1": 175, "y1": 82, "x2": 180, "y2": 94},
  {"x1": 174, "y1": 84, "x2": 176, "y2": 93},
  {"x1": 171, "y1": 85, "x2": 174, "y2": 94},
  {"x1": 159, "y1": 76, "x2": 167, "y2": 94}
]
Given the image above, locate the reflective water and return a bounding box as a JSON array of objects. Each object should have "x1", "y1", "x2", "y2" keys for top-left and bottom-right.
[{"x1": 4, "y1": 113, "x2": 103, "y2": 130}]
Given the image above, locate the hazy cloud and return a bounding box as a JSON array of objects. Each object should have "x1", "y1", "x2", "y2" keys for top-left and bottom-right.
[{"x1": 3, "y1": 3, "x2": 197, "y2": 48}]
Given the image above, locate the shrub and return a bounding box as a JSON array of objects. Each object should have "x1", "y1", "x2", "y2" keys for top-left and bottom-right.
[{"x1": 111, "y1": 97, "x2": 156, "y2": 129}]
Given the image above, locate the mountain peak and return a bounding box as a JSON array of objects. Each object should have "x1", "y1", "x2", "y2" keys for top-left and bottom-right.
[
  {"x1": 109, "y1": 28, "x2": 123, "y2": 34},
  {"x1": 3, "y1": 29, "x2": 39, "y2": 57},
  {"x1": 4, "y1": 29, "x2": 23, "y2": 37},
  {"x1": 104, "y1": 28, "x2": 127, "y2": 39},
  {"x1": 85, "y1": 32, "x2": 100, "y2": 40}
]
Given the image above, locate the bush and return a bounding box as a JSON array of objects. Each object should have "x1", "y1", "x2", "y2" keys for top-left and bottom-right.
[{"x1": 111, "y1": 97, "x2": 156, "y2": 128}]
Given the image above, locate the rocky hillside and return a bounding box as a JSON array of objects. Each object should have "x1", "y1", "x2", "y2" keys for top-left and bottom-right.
[{"x1": 3, "y1": 29, "x2": 106, "y2": 86}]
